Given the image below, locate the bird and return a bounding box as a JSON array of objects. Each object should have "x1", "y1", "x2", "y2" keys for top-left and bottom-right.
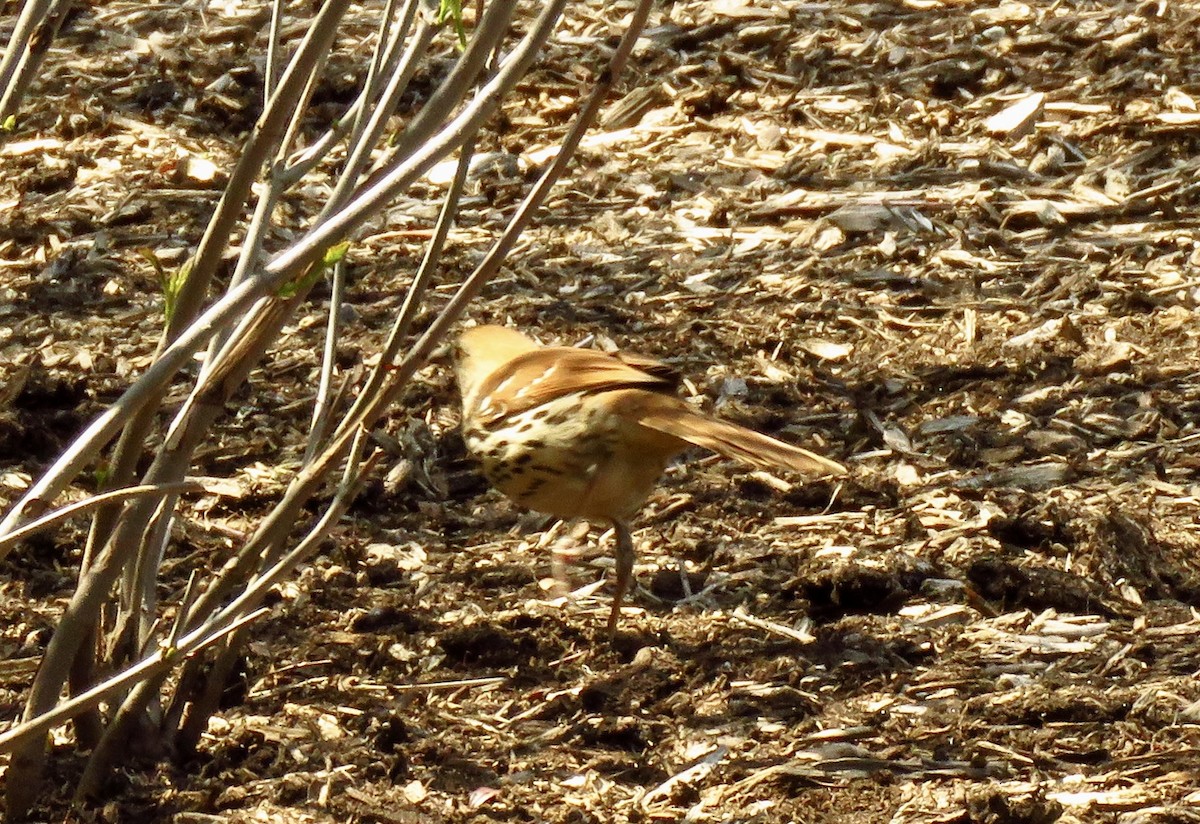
[{"x1": 453, "y1": 324, "x2": 847, "y2": 636}]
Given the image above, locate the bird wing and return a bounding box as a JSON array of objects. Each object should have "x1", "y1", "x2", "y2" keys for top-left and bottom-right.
[
  {"x1": 472, "y1": 346, "x2": 676, "y2": 423},
  {"x1": 614, "y1": 351, "x2": 680, "y2": 383}
]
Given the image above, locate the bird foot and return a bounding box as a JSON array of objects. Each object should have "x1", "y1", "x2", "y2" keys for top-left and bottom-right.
[{"x1": 547, "y1": 525, "x2": 593, "y2": 598}]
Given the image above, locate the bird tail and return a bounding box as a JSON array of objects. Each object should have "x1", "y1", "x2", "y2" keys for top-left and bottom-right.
[{"x1": 637, "y1": 409, "x2": 847, "y2": 477}]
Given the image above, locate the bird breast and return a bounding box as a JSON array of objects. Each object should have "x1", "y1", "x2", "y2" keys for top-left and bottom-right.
[{"x1": 463, "y1": 390, "x2": 680, "y2": 522}]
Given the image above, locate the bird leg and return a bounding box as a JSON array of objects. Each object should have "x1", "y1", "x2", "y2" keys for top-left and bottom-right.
[
  {"x1": 607, "y1": 520, "x2": 635, "y2": 637},
  {"x1": 548, "y1": 520, "x2": 592, "y2": 597}
]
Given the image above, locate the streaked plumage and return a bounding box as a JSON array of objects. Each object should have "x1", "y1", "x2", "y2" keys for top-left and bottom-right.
[{"x1": 454, "y1": 325, "x2": 846, "y2": 636}]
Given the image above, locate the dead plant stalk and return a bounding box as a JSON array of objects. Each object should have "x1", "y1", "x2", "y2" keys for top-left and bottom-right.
[{"x1": 0, "y1": 0, "x2": 655, "y2": 816}]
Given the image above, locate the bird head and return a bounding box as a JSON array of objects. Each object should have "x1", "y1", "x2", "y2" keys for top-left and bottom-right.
[{"x1": 453, "y1": 325, "x2": 541, "y2": 412}]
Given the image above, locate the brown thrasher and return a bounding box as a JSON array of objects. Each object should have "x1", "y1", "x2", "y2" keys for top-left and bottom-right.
[{"x1": 454, "y1": 325, "x2": 847, "y2": 635}]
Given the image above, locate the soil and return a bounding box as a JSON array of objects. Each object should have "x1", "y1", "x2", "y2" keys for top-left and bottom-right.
[{"x1": 4, "y1": 0, "x2": 1200, "y2": 822}]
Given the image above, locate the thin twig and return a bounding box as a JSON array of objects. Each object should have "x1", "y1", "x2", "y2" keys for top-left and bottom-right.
[
  {"x1": 264, "y1": 0, "x2": 286, "y2": 101},
  {"x1": 0, "y1": 481, "x2": 203, "y2": 554},
  {"x1": 730, "y1": 606, "x2": 816, "y2": 645},
  {"x1": 305, "y1": 257, "x2": 348, "y2": 464},
  {"x1": 0, "y1": 0, "x2": 72, "y2": 120},
  {"x1": 0, "y1": 606, "x2": 268, "y2": 757},
  {"x1": 345, "y1": 130, "x2": 480, "y2": 428}
]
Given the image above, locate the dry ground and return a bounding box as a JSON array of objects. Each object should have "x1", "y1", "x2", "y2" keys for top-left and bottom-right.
[{"x1": 4, "y1": 0, "x2": 1200, "y2": 821}]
